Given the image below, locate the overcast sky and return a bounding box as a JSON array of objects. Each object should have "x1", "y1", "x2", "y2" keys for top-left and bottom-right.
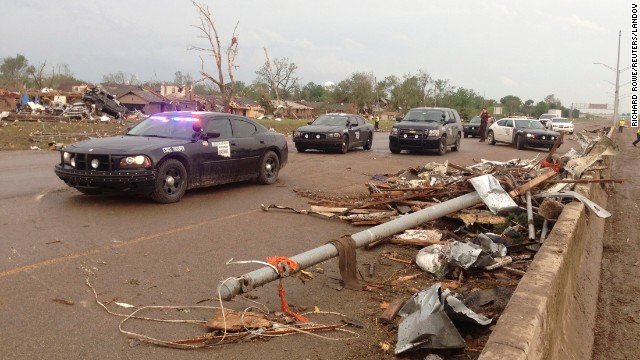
[{"x1": 0, "y1": 0, "x2": 632, "y2": 112}]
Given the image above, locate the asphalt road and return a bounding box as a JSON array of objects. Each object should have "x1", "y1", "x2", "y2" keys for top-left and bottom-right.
[{"x1": 0, "y1": 121, "x2": 605, "y2": 359}]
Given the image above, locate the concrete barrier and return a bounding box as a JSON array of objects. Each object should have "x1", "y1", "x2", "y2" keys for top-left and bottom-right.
[{"x1": 479, "y1": 130, "x2": 613, "y2": 359}]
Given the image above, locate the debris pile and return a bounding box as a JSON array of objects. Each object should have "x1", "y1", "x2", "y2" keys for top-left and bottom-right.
[
  {"x1": 258, "y1": 132, "x2": 618, "y2": 357},
  {"x1": 82, "y1": 87, "x2": 128, "y2": 119}
]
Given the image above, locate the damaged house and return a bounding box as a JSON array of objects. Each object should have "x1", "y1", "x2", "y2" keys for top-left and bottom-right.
[
  {"x1": 270, "y1": 100, "x2": 314, "y2": 119},
  {"x1": 103, "y1": 84, "x2": 172, "y2": 114}
]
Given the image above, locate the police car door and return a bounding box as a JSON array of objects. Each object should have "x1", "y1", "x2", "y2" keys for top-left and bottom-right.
[
  {"x1": 201, "y1": 117, "x2": 237, "y2": 184},
  {"x1": 346, "y1": 116, "x2": 362, "y2": 146},
  {"x1": 350, "y1": 116, "x2": 366, "y2": 146},
  {"x1": 230, "y1": 117, "x2": 262, "y2": 179},
  {"x1": 445, "y1": 110, "x2": 458, "y2": 145},
  {"x1": 502, "y1": 119, "x2": 514, "y2": 142}
]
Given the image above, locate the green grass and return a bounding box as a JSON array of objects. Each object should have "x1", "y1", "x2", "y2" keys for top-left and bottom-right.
[{"x1": 0, "y1": 116, "x2": 399, "y2": 151}]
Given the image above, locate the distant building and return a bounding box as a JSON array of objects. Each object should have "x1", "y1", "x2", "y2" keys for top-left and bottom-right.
[
  {"x1": 270, "y1": 100, "x2": 314, "y2": 119},
  {"x1": 103, "y1": 84, "x2": 171, "y2": 114}
]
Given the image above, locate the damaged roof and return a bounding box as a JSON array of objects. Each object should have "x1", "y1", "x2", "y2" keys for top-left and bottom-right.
[{"x1": 102, "y1": 84, "x2": 168, "y2": 104}]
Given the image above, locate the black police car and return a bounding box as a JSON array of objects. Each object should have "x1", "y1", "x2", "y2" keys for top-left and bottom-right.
[
  {"x1": 292, "y1": 113, "x2": 374, "y2": 153},
  {"x1": 389, "y1": 107, "x2": 463, "y2": 155},
  {"x1": 54, "y1": 111, "x2": 288, "y2": 203}
]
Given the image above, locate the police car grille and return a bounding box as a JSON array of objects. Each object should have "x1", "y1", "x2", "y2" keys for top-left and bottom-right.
[
  {"x1": 303, "y1": 133, "x2": 326, "y2": 139},
  {"x1": 399, "y1": 129, "x2": 426, "y2": 139},
  {"x1": 73, "y1": 153, "x2": 115, "y2": 171}
]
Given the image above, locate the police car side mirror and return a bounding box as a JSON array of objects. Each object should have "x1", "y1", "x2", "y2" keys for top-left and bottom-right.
[
  {"x1": 395, "y1": 116, "x2": 403, "y2": 122},
  {"x1": 206, "y1": 132, "x2": 221, "y2": 139}
]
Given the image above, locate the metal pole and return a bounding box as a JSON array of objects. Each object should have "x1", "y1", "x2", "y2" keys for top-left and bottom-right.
[
  {"x1": 540, "y1": 219, "x2": 549, "y2": 243},
  {"x1": 614, "y1": 30, "x2": 621, "y2": 127},
  {"x1": 217, "y1": 191, "x2": 483, "y2": 300},
  {"x1": 526, "y1": 191, "x2": 535, "y2": 241}
]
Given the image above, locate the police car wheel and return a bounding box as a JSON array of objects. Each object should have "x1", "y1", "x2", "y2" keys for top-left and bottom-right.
[
  {"x1": 340, "y1": 135, "x2": 349, "y2": 154},
  {"x1": 363, "y1": 133, "x2": 373, "y2": 150},
  {"x1": 151, "y1": 159, "x2": 187, "y2": 203},
  {"x1": 487, "y1": 131, "x2": 496, "y2": 145},
  {"x1": 257, "y1": 150, "x2": 280, "y2": 185},
  {"x1": 437, "y1": 136, "x2": 447, "y2": 155}
]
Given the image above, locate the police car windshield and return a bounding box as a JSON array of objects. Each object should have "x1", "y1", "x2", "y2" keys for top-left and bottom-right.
[
  {"x1": 514, "y1": 120, "x2": 546, "y2": 129},
  {"x1": 312, "y1": 115, "x2": 349, "y2": 126},
  {"x1": 127, "y1": 116, "x2": 196, "y2": 139},
  {"x1": 403, "y1": 110, "x2": 443, "y2": 122}
]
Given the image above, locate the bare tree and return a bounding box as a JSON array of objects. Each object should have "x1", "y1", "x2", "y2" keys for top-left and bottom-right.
[
  {"x1": 255, "y1": 55, "x2": 299, "y2": 99},
  {"x1": 262, "y1": 47, "x2": 280, "y2": 102},
  {"x1": 189, "y1": 1, "x2": 239, "y2": 112},
  {"x1": 28, "y1": 61, "x2": 47, "y2": 90}
]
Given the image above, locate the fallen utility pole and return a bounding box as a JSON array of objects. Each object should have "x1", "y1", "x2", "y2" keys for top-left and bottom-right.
[
  {"x1": 218, "y1": 171, "x2": 558, "y2": 300},
  {"x1": 217, "y1": 191, "x2": 484, "y2": 300}
]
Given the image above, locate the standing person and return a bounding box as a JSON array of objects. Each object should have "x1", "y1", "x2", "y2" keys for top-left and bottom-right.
[
  {"x1": 374, "y1": 115, "x2": 380, "y2": 132},
  {"x1": 619, "y1": 118, "x2": 626, "y2": 133},
  {"x1": 479, "y1": 107, "x2": 490, "y2": 142},
  {"x1": 633, "y1": 128, "x2": 640, "y2": 146}
]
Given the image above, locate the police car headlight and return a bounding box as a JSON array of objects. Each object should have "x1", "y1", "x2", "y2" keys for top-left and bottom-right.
[
  {"x1": 119, "y1": 155, "x2": 151, "y2": 168},
  {"x1": 327, "y1": 132, "x2": 341, "y2": 138},
  {"x1": 63, "y1": 152, "x2": 73, "y2": 165},
  {"x1": 428, "y1": 130, "x2": 440, "y2": 136},
  {"x1": 293, "y1": 131, "x2": 301, "y2": 137},
  {"x1": 526, "y1": 133, "x2": 535, "y2": 138},
  {"x1": 391, "y1": 128, "x2": 399, "y2": 135},
  {"x1": 91, "y1": 159, "x2": 100, "y2": 169}
]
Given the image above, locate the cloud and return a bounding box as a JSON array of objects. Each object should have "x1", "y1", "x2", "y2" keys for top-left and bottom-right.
[
  {"x1": 490, "y1": 1, "x2": 517, "y2": 17},
  {"x1": 566, "y1": 15, "x2": 605, "y2": 32},
  {"x1": 499, "y1": 76, "x2": 517, "y2": 87}
]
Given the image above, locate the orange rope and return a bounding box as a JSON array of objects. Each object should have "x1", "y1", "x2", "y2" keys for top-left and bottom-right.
[
  {"x1": 540, "y1": 160, "x2": 562, "y2": 172},
  {"x1": 266, "y1": 256, "x2": 308, "y2": 322}
]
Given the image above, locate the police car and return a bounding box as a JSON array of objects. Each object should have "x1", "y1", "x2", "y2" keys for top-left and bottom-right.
[
  {"x1": 486, "y1": 117, "x2": 561, "y2": 150},
  {"x1": 54, "y1": 111, "x2": 288, "y2": 203}
]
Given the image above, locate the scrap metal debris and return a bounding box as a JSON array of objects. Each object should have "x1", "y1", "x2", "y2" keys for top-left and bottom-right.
[{"x1": 395, "y1": 282, "x2": 491, "y2": 355}]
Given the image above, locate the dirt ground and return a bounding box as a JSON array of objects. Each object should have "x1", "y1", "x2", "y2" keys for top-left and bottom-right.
[{"x1": 592, "y1": 127, "x2": 640, "y2": 360}]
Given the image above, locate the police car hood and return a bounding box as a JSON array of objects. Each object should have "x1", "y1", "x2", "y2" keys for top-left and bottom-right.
[
  {"x1": 66, "y1": 135, "x2": 189, "y2": 154},
  {"x1": 517, "y1": 128, "x2": 560, "y2": 136},
  {"x1": 395, "y1": 121, "x2": 443, "y2": 130},
  {"x1": 297, "y1": 125, "x2": 347, "y2": 133}
]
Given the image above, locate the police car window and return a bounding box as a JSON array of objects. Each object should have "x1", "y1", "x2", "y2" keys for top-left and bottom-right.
[
  {"x1": 497, "y1": 119, "x2": 507, "y2": 126},
  {"x1": 205, "y1": 119, "x2": 232, "y2": 138},
  {"x1": 232, "y1": 119, "x2": 257, "y2": 138},
  {"x1": 505, "y1": 120, "x2": 514, "y2": 127}
]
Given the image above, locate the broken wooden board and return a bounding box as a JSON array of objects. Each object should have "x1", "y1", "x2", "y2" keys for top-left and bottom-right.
[
  {"x1": 447, "y1": 210, "x2": 507, "y2": 227},
  {"x1": 206, "y1": 309, "x2": 271, "y2": 331}
]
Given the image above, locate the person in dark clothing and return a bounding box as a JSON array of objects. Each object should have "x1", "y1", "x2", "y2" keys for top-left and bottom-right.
[
  {"x1": 479, "y1": 107, "x2": 490, "y2": 142},
  {"x1": 633, "y1": 128, "x2": 640, "y2": 146}
]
